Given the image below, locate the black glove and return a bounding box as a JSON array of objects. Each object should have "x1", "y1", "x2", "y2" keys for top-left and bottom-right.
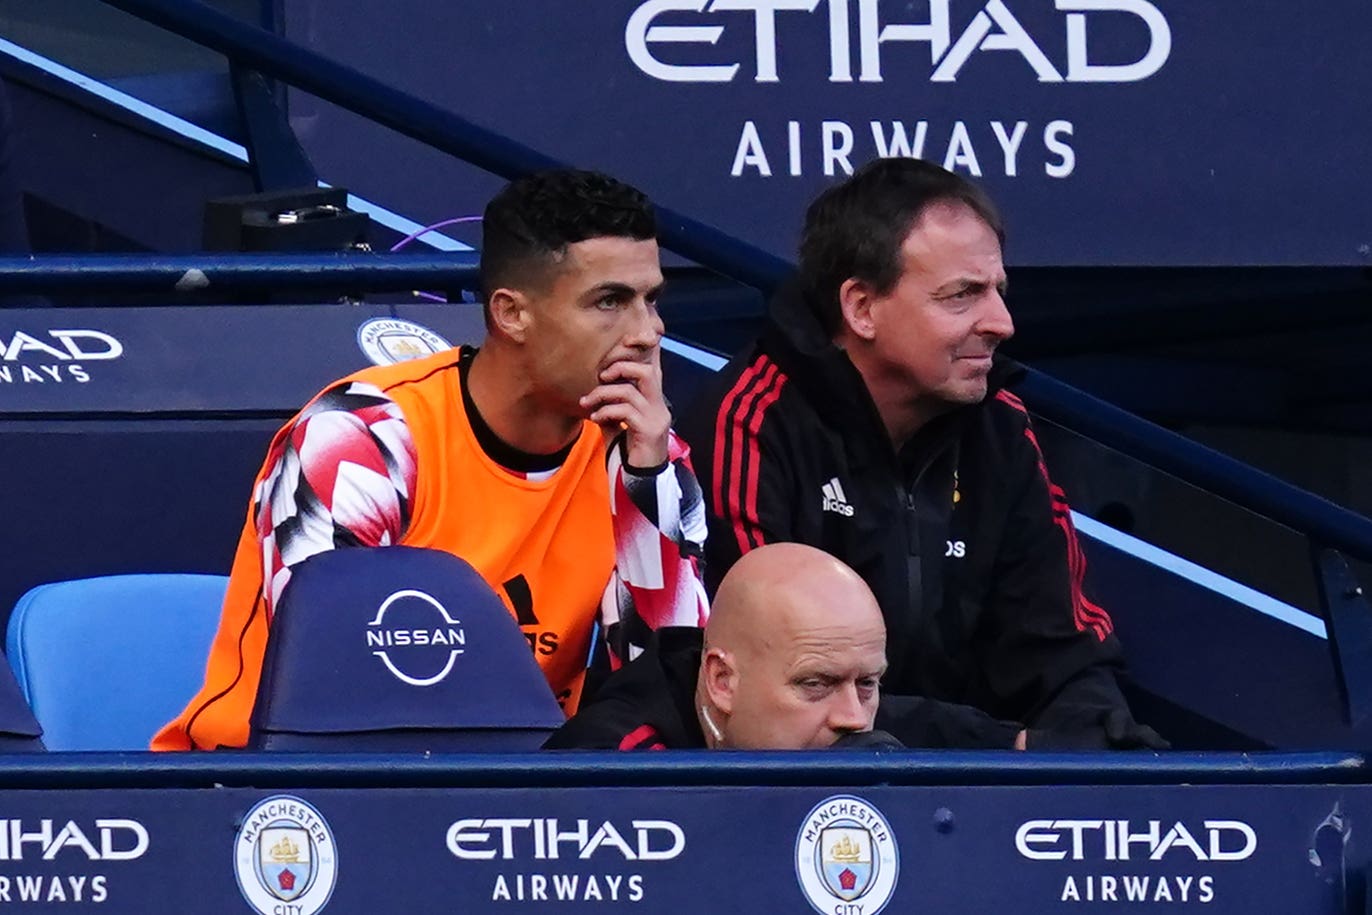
[
  {"x1": 1027, "y1": 709, "x2": 1169, "y2": 751},
  {"x1": 830, "y1": 729, "x2": 906, "y2": 750}
]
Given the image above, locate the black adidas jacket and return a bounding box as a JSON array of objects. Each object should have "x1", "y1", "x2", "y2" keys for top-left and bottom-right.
[
  {"x1": 680, "y1": 284, "x2": 1159, "y2": 750},
  {"x1": 547, "y1": 628, "x2": 996, "y2": 750}
]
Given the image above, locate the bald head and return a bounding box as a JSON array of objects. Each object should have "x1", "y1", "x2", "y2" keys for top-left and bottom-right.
[
  {"x1": 697, "y1": 544, "x2": 887, "y2": 749},
  {"x1": 706, "y1": 543, "x2": 881, "y2": 653}
]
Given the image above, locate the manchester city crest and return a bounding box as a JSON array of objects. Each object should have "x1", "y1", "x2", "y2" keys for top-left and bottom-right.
[
  {"x1": 819, "y1": 825, "x2": 876, "y2": 899},
  {"x1": 235, "y1": 796, "x2": 339, "y2": 915},
  {"x1": 795, "y1": 796, "x2": 899, "y2": 915},
  {"x1": 257, "y1": 826, "x2": 314, "y2": 901},
  {"x1": 356, "y1": 317, "x2": 452, "y2": 366}
]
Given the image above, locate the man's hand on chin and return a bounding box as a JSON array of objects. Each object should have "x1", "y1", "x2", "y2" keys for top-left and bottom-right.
[{"x1": 580, "y1": 351, "x2": 670, "y2": 469}]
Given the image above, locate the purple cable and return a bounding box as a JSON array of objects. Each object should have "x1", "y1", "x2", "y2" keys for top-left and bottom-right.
[
  {"x1": 390, "y1": 215, "x2": 483, "y2": 303},
  {"x1": 388, "y1": 214, "x2": 483, "y2": 252}
]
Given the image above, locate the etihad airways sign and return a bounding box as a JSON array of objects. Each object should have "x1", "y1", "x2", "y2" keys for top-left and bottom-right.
[
  {"x1": 0, "y1": 328, "x2": 123, "y2": 385},
  {"x1": 626, "y1": 0, "x2": 1171, "y2": 84}
]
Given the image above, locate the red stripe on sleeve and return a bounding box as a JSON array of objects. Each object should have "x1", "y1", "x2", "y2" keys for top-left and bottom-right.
[
  {"x1": 713, "y1": 358, "x2": 769, "y2": 518},
  {"x1": 618, "y1": 724, "x2": 667, "y2": 751},
  {"x1": 742, "y1": 372, "x2": 788, "y2": 549},
  {"x1": 715, "y1": 358, "x2": 782, "y2": 555},
  {"x1": 1021, "y1": 419, "x2": 1115, "y2": 642}
]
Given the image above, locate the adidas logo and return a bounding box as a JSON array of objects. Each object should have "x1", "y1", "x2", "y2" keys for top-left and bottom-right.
[{"x1": 821, "y1": 477, "x2": 854, "y2": 517}]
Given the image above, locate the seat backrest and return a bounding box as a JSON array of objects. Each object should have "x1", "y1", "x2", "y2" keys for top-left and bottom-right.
[
  {"x1": 6, "y1": 573, "x2": 227, "y2": 751},
  {"x1": 251, "y1": 546, "x2": 564, "y2": 752}
]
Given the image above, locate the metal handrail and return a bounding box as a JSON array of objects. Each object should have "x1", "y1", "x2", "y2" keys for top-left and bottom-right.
[{"x1": 0, "y1": 252, "x2": 477, "y2": 294}]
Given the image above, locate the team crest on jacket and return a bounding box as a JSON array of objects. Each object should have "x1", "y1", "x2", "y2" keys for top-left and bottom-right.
[
  {"x1": 235, "y1": 796, "x2": 338, "y2": 915},
  {"x1": 356, "y1": 317, "x2": 452, "y2": 365},
  {"x1": 795, "y1": 795, "x2": 899, "y2": 914}
]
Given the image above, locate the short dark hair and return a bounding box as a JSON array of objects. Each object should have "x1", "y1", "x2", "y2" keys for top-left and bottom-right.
[
  {"x1": 798, "y1": 159, "x2": 1005, "y2": 337},
  {"x1": 479, "y1": 169, "x2": 657, "y2": 305}
]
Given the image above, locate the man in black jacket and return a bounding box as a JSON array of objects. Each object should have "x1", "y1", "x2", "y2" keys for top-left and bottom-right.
[
  {"x1": 547, "y1": 543, "x2": 929, "y2": 750},
  {"x1": 681, "y1": 158, "x2": 1160, "y2": 751}
]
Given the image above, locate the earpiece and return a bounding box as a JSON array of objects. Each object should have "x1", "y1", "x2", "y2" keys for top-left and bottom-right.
[{"x1": 698, "y1": 704, "x2": 725, "y2": 746}]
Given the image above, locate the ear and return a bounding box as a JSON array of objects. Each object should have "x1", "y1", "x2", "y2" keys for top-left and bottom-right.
[
  {"x1": 700, "y1": 647, "x2": 739, "y2": 716},
  {"x1": 487, "y1": 287, "x2": 532, "y2": 343},
  {"x1": 837, "y1": 277, "x2": 879, "y2": 342}
]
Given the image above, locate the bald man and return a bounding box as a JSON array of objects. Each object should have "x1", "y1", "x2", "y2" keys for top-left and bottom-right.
[{"x1": 546, "y1": 543, "x2": 894, "y2": 749}]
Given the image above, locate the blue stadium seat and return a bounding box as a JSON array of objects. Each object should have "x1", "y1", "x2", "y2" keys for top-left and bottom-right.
[
  {"x1": 6, "y1": 574, "x2": 227, "y2": 751},
  {"x1": 251, "y1": 546, "x2": 564, "y2": 751}
]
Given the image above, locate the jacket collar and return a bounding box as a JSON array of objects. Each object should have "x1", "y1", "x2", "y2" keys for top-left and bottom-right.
[{"x1": 761, "y1": 278, "x2": 886, "y2": 437}]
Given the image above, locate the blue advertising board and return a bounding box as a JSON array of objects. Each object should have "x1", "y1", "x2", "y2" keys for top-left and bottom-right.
[
  {"x1": 0, "y1": 304, "x2": 484, "y2": 415},
  {"x1": 283, "y1": 0, "x2": 1372, "y2": 267},
  {"x1": 0, "y1": 778, "x2": 1358, "y2": 913}
]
